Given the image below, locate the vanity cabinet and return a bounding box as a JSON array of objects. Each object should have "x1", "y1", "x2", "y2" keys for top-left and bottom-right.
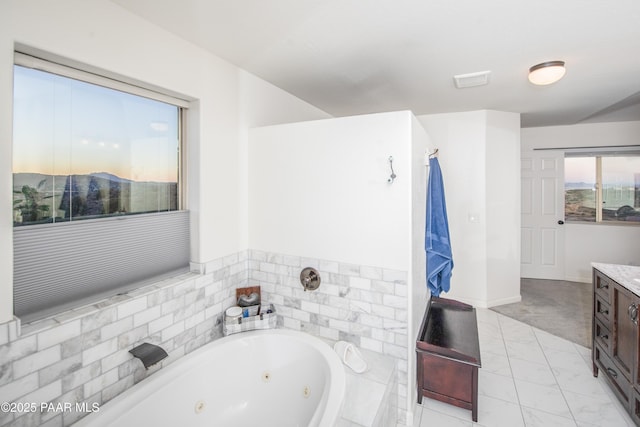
[{"x1": 592, "y1": 267, "x2": 640, "y2": 424}]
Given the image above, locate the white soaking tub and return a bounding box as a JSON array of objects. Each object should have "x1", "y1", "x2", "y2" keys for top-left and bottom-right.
[{"x1": 74, "y1": 329, "x2": 345, "y2": 427}]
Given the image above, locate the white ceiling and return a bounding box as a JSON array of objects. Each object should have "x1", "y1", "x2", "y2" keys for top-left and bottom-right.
[{"x1": 112, "y1": 0, "x2": 640, "y2": 127}]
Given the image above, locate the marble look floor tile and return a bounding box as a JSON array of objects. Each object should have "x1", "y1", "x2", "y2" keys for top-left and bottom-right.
[
  {"x1": 418, "y1": 407, "x2": 473, "y2": 427},
  {"x1": 534, "y1": 328, "x2": 579, "y2": 353},
  {"x1": 521, "y1": 406, "x2": 578, "y2": 427},
  {"x1": 419, "y1": 397, "x2": 474, "y2": 421},
  {"x1": 476, "y1": 395, "x2": 525, "y2": 427},
  {"x1": 504, "y1": 339, "x2": 548, "y2": 365},
  {"x1": 510, "y1": 357, "x2": 557, "y2": 386},
  {"x1": 515, "y1": 380, "x2": 573, "y2": 418},
  {"x1": 543, "y1": 346, "x2": 592, "y2": 374},
  {"x1": 415, "y1": 307, "x2": 637, "y2": 427},
  {"x1": 479, "y1": 370, "x2": 519, "y2": 403},
  {"x1": 552, "y1": 364, "x2": 608, "y2": 397},
  {"x1": 563, "y1": 389, "x2": 632, "y2": 427},
  {"x1": 479, "y1": 337, "x2": 508, "y2": 359},
  {"x1": 479, "y1": 351, "x2": 512, "y2": 377}
]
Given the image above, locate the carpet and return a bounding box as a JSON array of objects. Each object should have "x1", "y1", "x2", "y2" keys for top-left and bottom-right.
[{"x1": 490, "y1": 278, "x2": 592, "y2": 349}]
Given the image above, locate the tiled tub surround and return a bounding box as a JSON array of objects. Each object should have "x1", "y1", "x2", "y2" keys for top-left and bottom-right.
[
  {"x1": 0, "y1": 249, "x2": 409, "y2": 427},
  {"x1": 0, "y1": 252, "x2": 247, "y2": 427},
  {"x1": 248, "y1": 250, "x2": 411, "y2": 425}
]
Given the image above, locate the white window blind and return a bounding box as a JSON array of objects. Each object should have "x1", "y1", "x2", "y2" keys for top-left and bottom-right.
[{"x1": 14, "y1": 211, "x2": 190, "y2": 321}]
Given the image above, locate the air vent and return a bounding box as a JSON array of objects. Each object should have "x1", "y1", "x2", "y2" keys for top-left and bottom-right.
[{"x1": 453, "y1": 71, "x2": 491, "y2": 89}]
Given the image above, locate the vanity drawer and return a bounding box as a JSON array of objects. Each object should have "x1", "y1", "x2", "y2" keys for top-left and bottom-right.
[
  {"x1": 595, "y1": 343, "x2": 630, "y2": 406},
  {"x1": 594, "y1": 318, "x2": 612, "y2": 354},
  {"x1": 594, "y1": 271, "x2": 613, "y2": 304},
  {"x1": 595, "y1": 294, "x2": 612, "y2": 328}
]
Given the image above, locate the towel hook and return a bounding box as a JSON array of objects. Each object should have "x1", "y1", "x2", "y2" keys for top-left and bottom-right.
[
  {"x1": 388, "y1": 156, "x2": 397, "y2": 183},
  {"x1": 428, "y1": 148, "x2": 439, "y2": 158}
]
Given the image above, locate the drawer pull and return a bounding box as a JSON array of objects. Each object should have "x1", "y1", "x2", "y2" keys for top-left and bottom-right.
[
  {"x1": 599, "y1": 334, "x2": 609, "y2": 340},
  {"x1": 598, "y1": 308, "x2": 609, "y2": 315},
  {"x1": 600, "y1": 284, "x2": 609, "y2": 289},
  {"x1": 629, "y1": 304, "x2": 639, "y2": 325},
  {"x1": 606, "y1": 367, "x2": 618, "y2": 378}
]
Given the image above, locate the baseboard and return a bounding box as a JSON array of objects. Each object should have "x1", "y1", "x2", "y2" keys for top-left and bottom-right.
[{"x1": 486, "y1": 294, "x2": 522, "y2": 308}]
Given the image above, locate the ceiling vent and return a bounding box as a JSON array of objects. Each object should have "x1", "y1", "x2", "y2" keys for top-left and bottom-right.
[{"x1": 453, "y1": 71, "x2": 491, "y2": 89}]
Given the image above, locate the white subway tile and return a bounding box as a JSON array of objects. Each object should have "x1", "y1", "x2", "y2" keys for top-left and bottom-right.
[
  {"x1": 360, "y1": 265, "x2": 383, "y2": 280},
  {"x1": 117, "y1": 297, "x2": 148, "y2": 319},
  {"x1": 82, "y1": 338, "x2": 117, "y2": 366},
  {"x1": 101, "y1": 350, "x2": 131, "y2": 373},
  {"x1": 84, "y1": 369, "x2": 119, "y2": 397},
  {"x1": 13, "y1": 345, "x2": 61, "y2": 379},
  {"x1": 349, "y1": 277, "x2": 371, "y2": 290},
  {"x1": 291, "y1": 309, "x2": 310, "y2": 323},
  {"x1": 382, "y1": 294, "x2": 406, "y2": 309},
  {"x1": 148, "y1": 314, "x2": 173, "y2": 334},
  {"x1": 22, "y1": 378, "x2": 61, "y2": 406},
  {"x1": 300, "y1": 300, "x2": 320, "y2": 314},
  {"x1": 100, "y1": 317, "x2": 133, "y2": 341},
  {"x1": 360, "y1": 337, "x2": 383, "y2": 353},
  {"x1": 133, "y1": 306, "x2": 162, "y2": 328},
  {"x1": 283, "y1": 317, "x2": 301, "y2": 331},
  {"x1": 161, "y1": 320, "x2": 185, "y2": 341},
  {"x1": 0, "y1": 372, "x2": 39, "y2": 401},
  {"x1": 0, "y1": 335, "x2": 37, "y2": 363},
  {"x1": 0, "y1": 323, "x2": 9, "y2": 346}
]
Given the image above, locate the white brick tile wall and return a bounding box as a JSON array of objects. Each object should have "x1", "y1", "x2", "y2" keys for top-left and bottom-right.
[
  {"x1": 37, "y1": 321, "x2": 81, "y2": 351},
  {"x1": 13, "y1": 346, "x2": 61, "y2": 379},
  {"x1": 0, "y1": 249, "x2": 412, "y2": 426},
  {"x1": 118, "y1": 296, "x2": 147, "y2": 319}
]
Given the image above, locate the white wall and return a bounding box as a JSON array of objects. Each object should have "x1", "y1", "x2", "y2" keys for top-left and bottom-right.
[
  {"x1": 0, "y1": 0, "x2": 329, "y2": 323},
  {"x1": 408, "y1": 115, "x2": 431, "y2": 414},
  {"x1": 417, "y1": 110, "x2": 521, "y2": 307},
  {"x1": 486, "y1": 111, "x2": 522, "y2": 304},
  {"x1": 522, "y1": 121, "x2": 640, "y2": 282},
  {"x1": 248, "y1": 111, "x2": 414, "y2": 271}
]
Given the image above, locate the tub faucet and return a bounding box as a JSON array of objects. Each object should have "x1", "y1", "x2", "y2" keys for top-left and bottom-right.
[
  {"x1": 300, "y1": 267, "x2": 321, "y2": 292},
  {"x1": 129, "y1": 342, "x2": 168, "y2": 369}
]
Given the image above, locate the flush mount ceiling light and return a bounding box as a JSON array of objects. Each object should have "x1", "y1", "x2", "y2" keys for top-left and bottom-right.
[{"x1": 528, "y1": 61, "x2": 566, "y2": 85}]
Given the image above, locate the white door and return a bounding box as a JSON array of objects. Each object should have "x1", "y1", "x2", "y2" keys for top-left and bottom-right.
[{"x1": 521, "y1": 150, "x2": 565, "y2": 279}]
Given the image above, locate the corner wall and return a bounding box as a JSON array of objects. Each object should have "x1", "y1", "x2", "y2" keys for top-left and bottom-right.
[
  {"x1": 417, "y1": 110, "x2": 521, "y2": 308},
  {"x1": 248, "y1": 111, "x2": 431, "y2": 424}
]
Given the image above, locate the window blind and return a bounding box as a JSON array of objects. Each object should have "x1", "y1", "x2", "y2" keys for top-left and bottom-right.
[{"x1": 14, "y1": 211, "x2": 190, "y2": 321}]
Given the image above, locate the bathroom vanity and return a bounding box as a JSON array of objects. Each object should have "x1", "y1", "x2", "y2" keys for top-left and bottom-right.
[
  {"x1": 416, "y1": 297, "x2": 481, "y2": 422},
  {"x1": 592, "y1": 263, "x2": 640, "y2": 426}
]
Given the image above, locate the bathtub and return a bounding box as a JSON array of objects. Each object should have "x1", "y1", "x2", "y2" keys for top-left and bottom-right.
[{"x1": 74, "y1": 329, "x2": 346, "y2": 427}]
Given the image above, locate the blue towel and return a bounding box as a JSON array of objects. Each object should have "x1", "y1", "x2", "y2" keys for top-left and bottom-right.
[{"x1": 425, "y1": 157, "x2": 453, "y2": 297}]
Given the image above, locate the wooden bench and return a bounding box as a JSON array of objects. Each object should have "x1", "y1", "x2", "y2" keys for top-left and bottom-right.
[{"x1": 416, "y1": 297, "x2": 481, "y2": 422}]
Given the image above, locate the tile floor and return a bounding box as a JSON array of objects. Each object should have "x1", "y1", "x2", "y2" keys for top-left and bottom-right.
[{"x1": 413, "y1": 308, "x2": 635, "y2": 427}]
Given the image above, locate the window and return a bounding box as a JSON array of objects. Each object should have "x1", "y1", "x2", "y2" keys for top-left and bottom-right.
[
  {"x1": 12, "y1": 52, "x2": 190, "y2": 321},
  {"x1": 565, "y1": 153, "x2": 640, "y2": 223}
]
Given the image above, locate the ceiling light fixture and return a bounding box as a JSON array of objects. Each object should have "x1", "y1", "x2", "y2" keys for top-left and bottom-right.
[{"x1": 528, "y1": 61, "x2": 566, "y2": 85}]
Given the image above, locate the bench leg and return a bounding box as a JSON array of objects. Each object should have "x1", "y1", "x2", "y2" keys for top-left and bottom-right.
[{"x1": 472, "y1": 367, "x2": 478, "y2": 422}]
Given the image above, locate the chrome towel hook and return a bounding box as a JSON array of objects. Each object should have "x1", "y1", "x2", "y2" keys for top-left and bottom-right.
[{"x1": 388, "y1": 156, "x2": 397, "y2": 183}]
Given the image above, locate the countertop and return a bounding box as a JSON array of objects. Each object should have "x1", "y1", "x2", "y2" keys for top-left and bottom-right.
[{"x1": 592, "y1": 262, "x2": 640, "y2": 296}]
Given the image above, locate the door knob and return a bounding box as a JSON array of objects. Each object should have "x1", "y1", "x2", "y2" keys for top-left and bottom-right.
[{"x1": 557, "y1": 220, "x2": 564, "y2": 225}]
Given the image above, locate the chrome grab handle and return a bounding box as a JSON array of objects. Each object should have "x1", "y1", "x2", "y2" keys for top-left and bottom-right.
[{"x1": 607, "y1": 367, "x2": 618, "y2": 378}]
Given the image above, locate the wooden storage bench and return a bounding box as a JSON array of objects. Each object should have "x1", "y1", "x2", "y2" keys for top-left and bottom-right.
[{"x1": 416, "y1": 297, "x2": 481, "y2": 421}]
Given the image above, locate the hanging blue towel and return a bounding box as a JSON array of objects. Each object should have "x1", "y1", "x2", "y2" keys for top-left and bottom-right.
[{"x1": 425, "y1": 157, "x2": 453, "y2": 297}]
